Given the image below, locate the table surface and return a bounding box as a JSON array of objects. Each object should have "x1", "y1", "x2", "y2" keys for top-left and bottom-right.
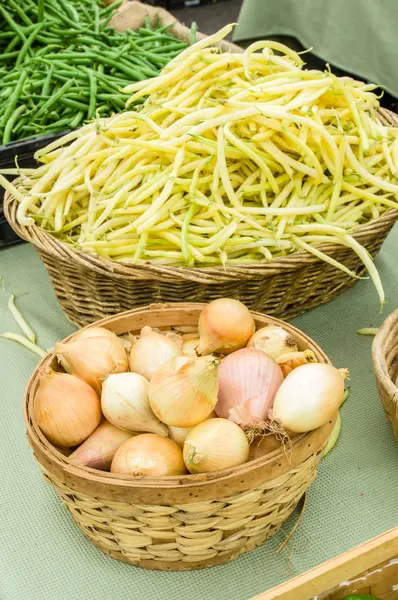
[{"x1": 1, "y1": 231, "x2": 398, "y2": 600}]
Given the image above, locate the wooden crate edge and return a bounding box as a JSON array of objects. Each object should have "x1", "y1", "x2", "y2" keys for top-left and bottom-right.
[{"x1": 250, "y1": 527, "x2": 398, "y2": 600}]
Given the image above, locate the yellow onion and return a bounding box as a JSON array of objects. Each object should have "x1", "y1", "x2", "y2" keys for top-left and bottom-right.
[
  {"x1": 247, "y1": 325, "x2": 298, "y2": 359},
  {"x1": 129, "y1": 326, "x2": 181, "y2": 381},
  {"x1": 68, "y1": 421, "x2": 133, "y2": 470},
  {"x1": 216, "y1": 348, "x2": 283, "y2": 427},
  {"x1": 55, "y1": 333, "x2": 128, "y2": 394},
  {"x1": 149, "y1": 355, "x2": 219, "y2": 427},
  {"x1": 167, "y1": 411, "x2": 216, "y2": 448},
  {"x1": 183, "y1": 418, "x2": 250, "y2": 473},
  {"x1": 271, "y1": 363, "x2": 348, "y2": 433},
  {"x1": 101, "y1": 372, "x2": 168, "y2": 436},
  {"x1": 35, "y1": 372, "x2": 101, "y2": 447},
  {"x1": 197, "y1": 298, "x2": 255, "y2": 355},
  {"x1": 276, "y1": 350, "x2": 316, "y2": 377},
  {"x1": 111, "y1": 434, "x2": 186, "y2": 477}
]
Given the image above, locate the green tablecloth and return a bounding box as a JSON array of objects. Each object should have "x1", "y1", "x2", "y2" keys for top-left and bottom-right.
[
  {"x1": 234, "y1": 0, "x2": 398, "y2": 98},
  {"x1": 1, "y1": 235, "x2": 398, "y2": 600}
]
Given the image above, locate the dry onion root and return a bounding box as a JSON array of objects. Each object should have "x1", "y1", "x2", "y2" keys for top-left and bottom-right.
[{"x1": 3, "y1": 25, "x2": 398, "y2": 304}]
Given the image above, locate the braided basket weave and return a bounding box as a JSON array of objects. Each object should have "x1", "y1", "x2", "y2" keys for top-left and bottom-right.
[
  {"x1": 4, "y1": 190, "x2": 398, "y2": 327},
  {"x1": 25, "y1": 303, "x2": 335, "y2": 570},
  {"x1": 372, "y1": 308, "x2": 398, "y2": 441}
]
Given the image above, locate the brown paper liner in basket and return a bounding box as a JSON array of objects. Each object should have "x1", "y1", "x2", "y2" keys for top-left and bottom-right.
[
  {"x1": 25, "y1": 303, "x2": 336, "y2": 570},
  {"x1": 372, "y1": 308, "x2": 398, "y2": 441}
]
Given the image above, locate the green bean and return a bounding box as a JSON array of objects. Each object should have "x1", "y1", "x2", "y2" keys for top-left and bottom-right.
[
  {"x1": 87, "y1": 70, "x2": 98, "y2": 120},
  {"x1": 16, "y1": 22, "x2": 46, "y2": 68},
  {"x1": 35, "y1": 79, "x2": 74, "y2": 117},
  {"x1": 42, "y1": 66, "x2": 54, "y2": 96},
  {"x1": 3, "y1": 104, "x2": 27, "y2": 145},
  {"x1": 0, "y1": 5, "x2": 29, "y2": 45},
  {"x1": 0, "y1": 70, "x2": 27, "y2": 130}
]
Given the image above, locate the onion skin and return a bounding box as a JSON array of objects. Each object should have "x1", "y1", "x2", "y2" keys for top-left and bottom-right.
[
  {"x1": 197, "y1": 298, "x2": 255, "y2": 355},
  {"x1": 167, "y1": 411, "x2": 216, "y2": 448},
  {"x1": 55, "y1": 334, "x2": 128, "y2": 394},
  {"x1": 149, "y1": 355, "x2": 219, "y2": 428},
  {"x1": 215, "y1": 348, "x2": 284, "y2": 427},
  {"x1": 247, "y1": 325, "x2": 298, "y2": 359},
  {"x1": 35, "y1": 372, "x2": 101, "y2": 447},
  {"x1": 183, "y1": 418, "x2": 250, "y2": 473},
  {"x1": 68, "y1": 421, "x2": 133, "y2": 470},
  {"x1": 129, "y1": 326, "x2": 181, "y2": 381},
  {"x1": 111, "y1": 434, "x2": 186, "y2": 477},
  {"x1": 271, "y1": 363, "x2": 346, "y2": 433},
  {"x1": 101, "y1": 372, "x2": 168, "y2": 436}
]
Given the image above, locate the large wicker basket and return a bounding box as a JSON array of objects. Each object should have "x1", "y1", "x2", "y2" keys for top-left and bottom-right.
[
  {"x1": 25, "y1": 303, "x2": 335, "y2": 570},
  {"x1": 372, "y1": 308, "x2": 398, "y2": 441},
  {"x1": 5, "y1": 192, "x2": 398, "y2": 327}
]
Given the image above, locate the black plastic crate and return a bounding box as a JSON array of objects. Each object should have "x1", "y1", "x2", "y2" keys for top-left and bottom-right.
[{"x1": 0, "y1": 131, "x2": 69, "y2": 249}]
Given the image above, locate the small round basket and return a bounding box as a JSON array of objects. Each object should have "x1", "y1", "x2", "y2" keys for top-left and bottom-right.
[
  {"x1": 25, "y1": 303, "x2": 335, "y2": 571},
  {"x1": 372, "y1": 308, "x2": 398, "y2": 441}
]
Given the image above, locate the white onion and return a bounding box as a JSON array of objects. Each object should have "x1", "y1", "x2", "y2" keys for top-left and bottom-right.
[
  {"x1": 247, "y1": 325, "x2": 298, "y2": 359},
  {"x1": 216, "y1": 348, "x2": 284, "y2": 427},
  {"x1": 101, "y1": 372, "x2": 168, "y2": 436},
  {"x1": 129, "y1": 326, "x2": 181, "y2": 381},
  {"x1": 271, "y1": 363, "x2": 347, "y2": 433}
]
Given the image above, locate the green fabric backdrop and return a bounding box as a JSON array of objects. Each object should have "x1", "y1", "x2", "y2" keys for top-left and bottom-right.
[
  {"x1": 234, "y1": 0, "x2": 398, "y2": 98},
  {"x1": 1, "y1": 230, "x2": 398, "y2": 599}
]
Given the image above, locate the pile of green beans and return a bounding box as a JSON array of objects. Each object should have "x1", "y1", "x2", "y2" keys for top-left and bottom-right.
[{"x1": 0, "y1": 0, "x2": 193, "y2": 145}]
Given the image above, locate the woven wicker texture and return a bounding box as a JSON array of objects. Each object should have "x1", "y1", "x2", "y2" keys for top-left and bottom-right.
[
  {"x1": 317, "y1": 558, "x2": 398, "y2": 599},
  {"x1": 4, "y1": 191, "x2": 398, "y2": 328},
  {"x1": 372, "y1": 309, "x2": 398, "y2": 441},
  {"x1": 24, "y1": 304, "x2": 333, "y2": 571},
  {"x1": 2, "y1": 240, "x2": 398, "y2": 599}
]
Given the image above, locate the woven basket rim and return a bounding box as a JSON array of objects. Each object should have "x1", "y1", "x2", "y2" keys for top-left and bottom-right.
[
  {"x1": 372, "y1": 308, "x2": 398, "y2": 399},
  {"x1": 4, "y1": 190, "x2": 398, "y2": 282},
  {"x1": 25, "y1": 302, "x2": 335, "y2": 496}
]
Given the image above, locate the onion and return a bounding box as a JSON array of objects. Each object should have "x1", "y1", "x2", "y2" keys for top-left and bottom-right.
[
  {"x1": 129, "y1": 326, "x2": 182, "y2": 381},
  {"x1": 101, "y1": 372, "x2": 168, "y2": 436},
  {"x1": 276, "y1": 350, "x2": 316, "y2": 377},
  {"x1": 197, "y1": 298, "x2": 255, "y2": 355},
  {"x1": 149, "y1": 355, "x2": 219, "y2": 427},
  {"x1": 247, "y1": 325, "x2": 298, "y2": 359},
  {"x1": 271, "y1": 363, "x2": 347, "y2": 433},
  {"x1": 111, "y1": 434, "x2": 186, "y2": 477},
  {"x1": 183, "y1": 418, "x2": 250, "y2": 473},
  {"x1": 182, "y1": 334, "x2": 200, "y2": 357},
  {"x1": 35, "y1": 372, "x2": 101, "y2": 447},
  {"x1": 68, "y1": 421, "x2": 133, "y2": 470},
  {"x1": 55, "y1": 333, "x2": 128, "y2": 394},
  {"x1": 167, "y1": 412, "x2": 216, "y2": 448},
  {"x1": 216, "y1": 348, "x2": 284, "y2": 427},
  {"x1": 322, "y1": 411, "x2": 342, "y2": 457}
]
